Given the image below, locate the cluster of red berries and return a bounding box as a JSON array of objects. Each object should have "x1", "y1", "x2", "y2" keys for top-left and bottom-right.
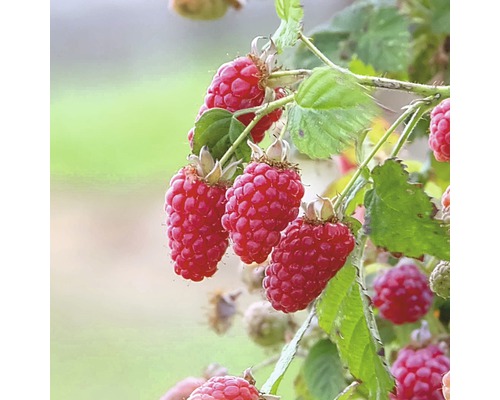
[{"x1": 165, "y1": 54, "x2": 357, "y2": 313}]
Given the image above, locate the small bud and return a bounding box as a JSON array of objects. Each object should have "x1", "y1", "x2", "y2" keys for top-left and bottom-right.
[{"x1": 430, "y1": 261, "x2": 450, "y2": 299}]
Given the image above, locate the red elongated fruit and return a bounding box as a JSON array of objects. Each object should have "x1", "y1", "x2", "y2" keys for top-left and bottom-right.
[
  {"x1": 263, "y1": 198, "x2": 356, "y2": 313},
  {"x1": 373, "y1": 263, "x2": 433, "y2": 325},
  {"x1": 391, "y1": 345, "x2": 450, "y2": 400},
  {"x1": 165, "y1": 147, "x2": 237, "y2": 281},
  {"x1": 189, "y1": 54, "x2": 285, "y2": 147},
  {"x1": 429, "y1": 98, "x2": 450, "y2": 162},
  {"x1": 221, "y1": 139, "x2": 305, "y2": 264}
]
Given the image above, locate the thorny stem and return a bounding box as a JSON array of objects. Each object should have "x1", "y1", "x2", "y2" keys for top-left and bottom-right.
[
  {"x1": 219, "y1": 94, "x2": 295, "y2": 166},
  {"x1": 298, "y1": 32, "x2": 450, "y2": 98}
]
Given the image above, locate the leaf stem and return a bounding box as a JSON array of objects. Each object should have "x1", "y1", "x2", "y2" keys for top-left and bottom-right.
[
  {"x1": 219, "y1": 94, "x2": 295, "y2": 165},
  {"x1": 298, "y1": 32, "x2": 450, "y2": 98}
]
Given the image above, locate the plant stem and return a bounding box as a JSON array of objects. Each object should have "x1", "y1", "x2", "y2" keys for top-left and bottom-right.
[
  {"x1": 219, "y1": 94, "x2": 295, "y2": 165},
  {"x1": 332, "y1": 105, "x2": 417, "y2": 210},
  {"x1": 268, "y1": 69, "x2": 312, "y2": 79},
  {"x1": 232, "y1": 94, "x2": 295, "y2": 118},
  {"x1": 298, "y1": 32, "x2": 450, "y2": 98},
  {"x1": 298, "y1": 32, "x2": 346, "y2": 72},
  {"x1": 390, "y1": 106, "x2": 429, "y2": 158}
]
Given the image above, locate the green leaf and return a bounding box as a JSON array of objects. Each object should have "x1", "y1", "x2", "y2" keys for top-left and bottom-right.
[
  {"x1": 364, "y1": 159, "x2": 450, "y2": 260},
  {"x1": 348, "y1": 57, "x2": 377, "y2": 76},
  {"x1": 192, "y1": 108, "x2": 250, "y2": 162},
  {"x1": 294, "y1": 3, "x2": 410, "y2": 74},
  {"x1": 288, "y1": 68, "x2": 378, "y2": 159},
  {"x1": 272, "y1": 0, "x2": 304, "y2": 52},
  {"x1": 430, "y1": 0, "x2": 450, "y2": 34},
  {"x1": 316, "y1": 251, "x2": 394, "y2": 398},
  {"x1": 295, "y1": 339, "x2": 347, "y2": 400},
  {"x1": 261, "y1": 311, "x2": 315, "y2": 395}
]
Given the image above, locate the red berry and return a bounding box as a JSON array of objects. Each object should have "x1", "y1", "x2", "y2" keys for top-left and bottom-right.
[
  {"x1": 165, "y1": 166, "x2": 229, "y2": 281},
  {"x1": 189, "y1": 56, "x2": 284, "y2": 146},
  {"x1": 429, "y1": 98, "x2": 450, "y2": 162},
  {"x1": 160, "y1": 377, "x2": 206, "y2": 400},
  {"x1": 263, "y1": 218, "x2": 356, "y2": 313},
  {"x1": 221, "y1": 160, "x2": 304, "y2": 264},
  {"x1": 187, "y1": 376, "x2": 260, "y2": 400},
  {"x1": 373, "y1": 263, "x2": 433, "y2": 325},
  {"x1": 391, "y1": 345, "x2": 450, "y2": 400}
]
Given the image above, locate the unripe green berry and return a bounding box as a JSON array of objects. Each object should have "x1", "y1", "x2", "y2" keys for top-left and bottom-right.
[
  {"x1": 243, "y1": 301, "x2": 294, "y2": 347},
  {"x1": 169, "y1": 0, "x2": 228, "y2": 20},
  {"x1": 430, "y1": 261, "x2": 450, "y2": 299}
]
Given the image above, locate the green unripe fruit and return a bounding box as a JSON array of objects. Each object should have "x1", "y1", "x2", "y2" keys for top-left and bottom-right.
[
  {"x1": 243, "y1": 301, "x2": 294, "y2": 347},
  {"x1": 430, "y1": 261, "x2": 450, "y2": 299},
  {"x1": 169, "y1": 0, "x2": 236, "y2": 20}
]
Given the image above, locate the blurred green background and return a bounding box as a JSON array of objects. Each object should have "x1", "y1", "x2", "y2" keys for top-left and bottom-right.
[{"x1": 51, "y1": 1, "x2": 350, "y2": 398}]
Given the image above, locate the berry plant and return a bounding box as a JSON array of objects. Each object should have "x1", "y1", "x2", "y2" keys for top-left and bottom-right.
[{"x1": 163, "y1": 0, "x2": 450, "y2": 399}]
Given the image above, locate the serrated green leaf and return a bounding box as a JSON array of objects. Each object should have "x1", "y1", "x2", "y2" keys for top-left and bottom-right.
[
  {"x1": 364, "y1": 159, "x2": 450, "y2": 260},
  {"x1": 288, "y1": 68, "x2": 378, "y2": 159},
  {"x1": 272, "y1": 0, "x2": 304, "y2": 52},
  {"x1": 316, "y1": 253, "x2": 394, "y2": 399},
  {"x1": 295, "y1": 339, "x2": 347, "y2": 400},
  {"x1": 293, "y1": 3, "x2": 410, "y2": 74},
  {"x1": 192, "y1": 108, "x2": 250, "y2": 163}
]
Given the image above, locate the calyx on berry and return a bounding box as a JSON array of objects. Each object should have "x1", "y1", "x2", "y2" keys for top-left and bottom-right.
[
  {"x1": 247, "y1": 137, "x2": 292, "y2": 163},
  {"x1": 303, "y1": 197, "x2": 339, "y2": 224},
  {"x1": 188, "y1": 146, "x2": 240, "y2": 184}
]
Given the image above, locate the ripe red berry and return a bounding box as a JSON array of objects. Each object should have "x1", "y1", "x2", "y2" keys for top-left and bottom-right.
[
  {"x1": 391, "y1": 345, "x2": 450, "y2": 400},
  {"x1": 165, "y1": 148, "x2": 235, "y2": 281},
  {"x1": 221, "y1": 140, "x2": 304, "y2": 264},
  {"x1": 189, "y1": 56, "x2": 284, "y2": 147},
  {"x1": 263, "y1": 216, "x2": 355, "y2": 313},
  {"x1": 373, "y1": 263, "x2": 433, "y2": 325},
  {"x1": 187, "y1": 376, "x2": 260, "y2": 400},
  {"x1": 429, "y1": 98, "x2": 450, "y2": 162},
  {"x1": 160, "y1": 377, "x2": 206, "y2": 400}
]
